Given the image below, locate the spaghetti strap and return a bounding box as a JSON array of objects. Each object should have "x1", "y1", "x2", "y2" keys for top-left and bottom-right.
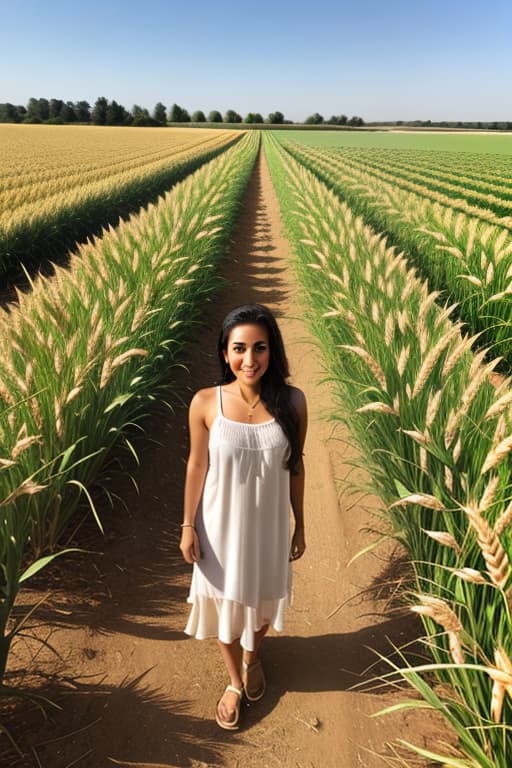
[{"x1": 217, "y1": 385, "x2": 223, "y2": 416}]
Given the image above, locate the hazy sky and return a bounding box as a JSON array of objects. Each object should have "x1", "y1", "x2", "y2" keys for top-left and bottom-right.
[{"x1": 1, "y1": 0, "x2": 510, "y2": 122}]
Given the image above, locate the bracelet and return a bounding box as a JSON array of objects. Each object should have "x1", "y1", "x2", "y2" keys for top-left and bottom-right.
[{"x1": 181, "y1": 523, "x2": 196, "y2": 529}]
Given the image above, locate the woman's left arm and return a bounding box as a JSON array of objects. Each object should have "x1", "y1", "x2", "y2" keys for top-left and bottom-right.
[{"x1": 289, "y1": 388, "x2": 308, "y2": 561}]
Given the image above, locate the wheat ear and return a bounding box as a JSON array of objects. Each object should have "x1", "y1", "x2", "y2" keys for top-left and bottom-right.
[{"x1": 464, "y1": 505, "x2": 510, "y2": 589}]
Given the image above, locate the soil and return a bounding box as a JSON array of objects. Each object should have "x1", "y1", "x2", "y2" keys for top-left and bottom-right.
[{"x1": 1, "y1": 146, "x2": 444, "y2": 767}]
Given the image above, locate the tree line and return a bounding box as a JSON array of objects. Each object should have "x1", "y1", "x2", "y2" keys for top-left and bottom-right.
[{"x1": 0, "y1": 97, "x2": 365, "y2": 127}]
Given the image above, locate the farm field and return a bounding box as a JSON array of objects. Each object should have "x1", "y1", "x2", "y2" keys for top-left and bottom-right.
[
  {"x1": 0, "y1": 124, "x2": 241, "y2": 286},
  {"x1": 2, "y1": 126, "x2": 512, "y2": 766},
  {"x1": 275, "y1": 132, "x2": 512, "y2": 370},
  {"x1": 276, "y1": 128, "x2": 512, "y2": 154}
]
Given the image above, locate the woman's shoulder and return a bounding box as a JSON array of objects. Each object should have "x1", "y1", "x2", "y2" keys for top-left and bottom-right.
[{"x1": 190, "y1": 385, "x2": 218, "y2": 410}]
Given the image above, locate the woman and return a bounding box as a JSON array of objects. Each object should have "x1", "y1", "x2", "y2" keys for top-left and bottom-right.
[{"x1": 180, "y1": 304, "x2": 307, "y2": 730}]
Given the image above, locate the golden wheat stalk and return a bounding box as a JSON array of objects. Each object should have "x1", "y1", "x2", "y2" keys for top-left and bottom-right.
[
  {"x1": 479, "y1": 475, "x2": 500, "y2": 512},
  {"x1": 495, "y1": 500, "x2": 512, "y2": 537},
  {"x1": 390, "y1": 493, "x2": 445, "y2": 511},
  {"x1": 423, "y1": 529, "x2": 461, "y2": 555},
  {"x1": 451, "y1": 567, "x2": 487, "y2": 584},
  {"x1": 356, "y1": 402, "x2": 398, "y2": 416},
  {"x1": 480, "y1": 435, "x2": 512, "y2": 474},
  {"x1": 486, "y1": 647, "x2": 512, "y2": 723},
  {"x1": 464, "y1": 505, "x2": 510, "y2": 589},
  {"x1": 410, "y1": 594, "x2": 464, "y2": 665},
  {"x1": 339, "y1": 345, "x2": 387, "y2": 390},
  {"x1": 411, "y1": 326, "x2": 459, "y2": 398}
]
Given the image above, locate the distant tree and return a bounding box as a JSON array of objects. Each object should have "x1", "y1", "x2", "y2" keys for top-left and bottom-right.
[
  {"x1": 61, "y1": 101, "x2": 77, "y2": 122},
  {"x1": 244, "y1": 112, "x2": 263, "y2": 124},
  {"x1": 132, "y1": 104, "x2": 159, "y2": 126},
  {"x1": 347, "y1": 115, "x2": 364, "y2": 126},
  {"x1": 74, "y1": 101, "x2": 91, "y2": 122},
  {"x1": 224, "y1": 109, "x2": 242, "y2": 123},
  {"x1": 49, "y1": 98, "x2": 64, "y2": 120},
  {"x1": 0, "y1": 103, "x2": 21, "y2": 122},
  {"x1": 153, "y1": 102, "x2": 167, "y2": 124},
  {"x1": 304, "y1": 112, "x2": 324, "y2": 125},
  {"x1": 192, "y1": 110, "x2": 206, "y2": 122},
  {"x1": 168, "y1": 103, "x2": 185, "y2": 122},
  {"x1": 181, "y1": 108, "x2": 191, "y2": 122},
  {"x1": 208, "y1": 110, "x2": 223, "y2": 123},
  {"x1": 26, "y1": 97, "x2": 41, "y2": 121},
  {"x1": 92, "y1": 97, "x2": 108, "y2": 125},
  {"x1": 106, "y1": 100, "x2": 126, "y2": 125},
  {"x1": 267, "y1": 111, "x2": 284, "y2": 124},
  {"x1": 326, "y1": 114, "x2": 348, "y2": 125},
  {"x1": 39, "y1": 98, "x2": 50, "y2": 121}
]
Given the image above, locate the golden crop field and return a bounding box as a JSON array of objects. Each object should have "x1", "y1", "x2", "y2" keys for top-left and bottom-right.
[{"x1": 0, "y1": 124, "x2": 241, "y2": 281}]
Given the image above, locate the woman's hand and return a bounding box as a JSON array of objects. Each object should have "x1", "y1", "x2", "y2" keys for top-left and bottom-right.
[
  {"x1": 180, "y1": 527, "x2": 201, "y2": 564},
  {"x1": 289, "y1": 526, "x2": 306, "y2": 561}
]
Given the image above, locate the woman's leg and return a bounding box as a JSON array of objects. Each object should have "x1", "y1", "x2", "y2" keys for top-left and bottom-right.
[
  {"x1": 244, "y1": 623, "x2": 269, "y2": 665},
  {"x1": 217, "y1": 638, "x2": 243, "y2": 723},
  {"x1": 242, "y1": 623, "x2": 269, "y2": 699}
]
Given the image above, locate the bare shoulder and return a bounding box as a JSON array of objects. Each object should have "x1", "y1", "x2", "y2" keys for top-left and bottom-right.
[
  {"x1": 189, "y1": 386, "x2": 218, "y2": 428},
  {"x1": 191, "y1": 386, "x2": 217, "y2": 407}
]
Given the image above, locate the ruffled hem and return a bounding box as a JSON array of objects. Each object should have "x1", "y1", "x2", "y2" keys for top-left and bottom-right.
[{"x1": 184, "y1": 594, "x2": 290, "y2": 651}]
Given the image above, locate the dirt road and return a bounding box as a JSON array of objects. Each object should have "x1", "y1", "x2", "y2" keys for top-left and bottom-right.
[{"x1": 4, "y1": 146, "x2": 440, "y2": 767}]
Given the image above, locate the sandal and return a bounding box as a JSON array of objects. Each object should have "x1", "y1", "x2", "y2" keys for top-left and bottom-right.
[
  {"x1": 215, "y1": 684, "x2": 243, "y2": 730},
  {"x1": 242, "y1": 658, "x2": 266, "y2": 702}
]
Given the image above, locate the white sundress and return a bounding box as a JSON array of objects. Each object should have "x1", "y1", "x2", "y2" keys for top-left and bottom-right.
[{"x1": 185, "y1": 385, "x2": 292, "y2": 651}]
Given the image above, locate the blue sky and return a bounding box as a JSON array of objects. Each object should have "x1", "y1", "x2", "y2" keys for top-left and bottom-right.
[{"x1": 1, "y1": 0, "x2": 510, "y2": 122}]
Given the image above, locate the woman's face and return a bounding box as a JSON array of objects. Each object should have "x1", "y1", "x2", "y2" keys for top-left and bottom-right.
[{"x1": 224, "y1": 323, "x2": 270, "y2": 387}]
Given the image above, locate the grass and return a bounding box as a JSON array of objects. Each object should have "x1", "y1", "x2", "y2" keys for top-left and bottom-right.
[{"x1": 274, "y1": 129, "x2": 512, "y2": 155}]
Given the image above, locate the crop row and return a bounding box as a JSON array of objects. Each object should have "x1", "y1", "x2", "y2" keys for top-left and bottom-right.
[
  {"x1": 329, "y1": 146, "x2": 512, "y2": 205},
  {"x1": 283, "y1": 141, "x2": 512, "y2": 229},
  {"x1": 277, "y1": 138, "x2": 512, "y2": 370},
  {"x1": 0, "y1": 131, "x2": 259, "y2": 685},
  {"x1": 265, "y1": 133, "x2": 512, "y2": 766},
  {"x1": 0, "y1": 127, "x2": 241, "y2": 285},
  {"x1": 0, "y1": 125, "x2": 227, "y2": 186}
]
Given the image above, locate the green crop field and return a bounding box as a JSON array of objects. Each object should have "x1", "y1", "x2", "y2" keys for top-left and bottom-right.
[{"x1": 274, "y1": 129, "x2": 512, "y2": 154}]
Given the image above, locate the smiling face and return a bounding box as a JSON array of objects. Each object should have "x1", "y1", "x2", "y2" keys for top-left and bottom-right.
[{"x1": 223, "y1": 323, "x2": 270, "y2": 388}]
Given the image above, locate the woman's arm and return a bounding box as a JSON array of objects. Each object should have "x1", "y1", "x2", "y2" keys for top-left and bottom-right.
[
  {"x1": 289, "y1": 387, "x2": 308, "y2": 561},
  {"x1": 180, "y1": 390, "x2": 210, "y2": 564}
]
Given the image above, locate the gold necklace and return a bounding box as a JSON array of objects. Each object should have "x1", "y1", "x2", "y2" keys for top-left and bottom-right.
[{"x1": 238, "y1": 386, "x2": 261, "y2": 419}]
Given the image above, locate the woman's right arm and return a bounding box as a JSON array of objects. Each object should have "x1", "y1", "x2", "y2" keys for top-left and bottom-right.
[{"x1": 180, "y1": 391, "x2": 210, "y2": 564}]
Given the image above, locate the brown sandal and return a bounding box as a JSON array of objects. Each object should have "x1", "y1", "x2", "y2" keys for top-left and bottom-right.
[
  {"x1": 242, "y1": 659, "x2": 266, "y2": 701},
  {"x1": 215, "y1": 684, "x2": 243, "y2": 730}
]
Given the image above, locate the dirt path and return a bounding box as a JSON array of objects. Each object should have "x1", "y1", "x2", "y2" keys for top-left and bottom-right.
[{"x1": 4, "y1": 147, "x2": 440, "y2": 767}]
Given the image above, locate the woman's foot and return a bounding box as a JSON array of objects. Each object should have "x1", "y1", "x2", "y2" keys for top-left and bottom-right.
[
  {"x1": 216, "y1": 684, "x2": 243, "y2": 730},
  {"x1": 242, "y1": 657, "x2": 266, "y2": 701}
]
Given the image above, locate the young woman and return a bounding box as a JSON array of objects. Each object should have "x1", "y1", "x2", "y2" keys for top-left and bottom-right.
[{"x1": 180, "y1": 304, "x2": 307, "y2": 730}]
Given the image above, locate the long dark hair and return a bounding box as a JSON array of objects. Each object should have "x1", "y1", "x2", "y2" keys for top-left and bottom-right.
[{"x1": 217, "y1": 304, "x2": 302, "y2": 474}]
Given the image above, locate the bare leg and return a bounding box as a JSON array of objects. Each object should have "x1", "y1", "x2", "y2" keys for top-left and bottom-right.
[
  {"x1": 217, "y1": 638, "x2": 243, "y2": 724},
  {"x1": 244, "y1": 623, "x2": 269, "y2": 665},
  {"x1": 242, "y1": 623, "x2": 269, "y2": 699}
]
